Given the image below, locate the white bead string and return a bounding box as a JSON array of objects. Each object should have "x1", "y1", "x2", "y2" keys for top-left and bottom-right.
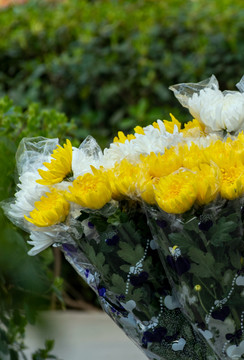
[
  {"x1": 241, "y1": 310, "x2": 244, "y2": 334},
  {"x1": 125, "y1": 239, "x2": 150, "y2": 295},
  {"x1": 222, "y1": 340, "x2": 229, "y2": 358},
  {"x1": 206, "y1": 273, "x2": 238, "y2": 325},
  {"x1": 151, "y1": 297, "x2": 164, "y2": 330}
]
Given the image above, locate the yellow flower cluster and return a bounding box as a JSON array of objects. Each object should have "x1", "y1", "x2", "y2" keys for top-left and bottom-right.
[
  {"x1": 26, "y1": 140, "x2": 112, "y2": 227},
  {"x1": 66, "y1": 167, "x2": 112, "y2": 210},
  {"x1": 103, "y1": 132, "x2": 244, "y2": 214},
  {"x1": 24, "y1": 117, "x2": 244, "y2": 228}
]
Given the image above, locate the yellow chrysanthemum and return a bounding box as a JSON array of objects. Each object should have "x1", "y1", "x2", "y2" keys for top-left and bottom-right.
[
  {"x1": 109, "y1": 159, "x2": 141, "y2": 200},
  {"x1": 113, "y1": 131, "x2": 136, "y2": 143},
  {"x1": 140, "y1": 147, "x2": 183, "y2": 178},
  {"x1": 137, "y1": 175, "x2": 159, "y2": 205},
  {"x1": 195, "y1": 164, "x2": 220, "y2": 206},
  {"x1": 202, "y1": 139, "x2": 235, "y2": 168},
  {"x1": 103, "y1": 168, "x2": 123, "y2": 201},
  {"x1": 203, "y1": 140, "x2": 244, "y2": 200},
  {"x1": 182, "y1": 143, "x2": 207, "y2": 169},
  {"x1": 66, "y1": 170, "x2": 112, "y2": 209},
  {"x1": 181, "y1": 119, "x2": 205, "y2": 137},
  {"x1": 37, "y1": 139, "x2": 72, "y2": 185},
  {"x1": 154, "y1": 170, "x2": 197, "y2": 214},
  {"x1": 24, "y1": 189, "x2": 70, "y2": 227},
  {"x1": 220, "y1": 166, "x2": 244, "y2": 200},
  {"x1": 231, "y1": 132, "x2": 244, "y2": 162}
]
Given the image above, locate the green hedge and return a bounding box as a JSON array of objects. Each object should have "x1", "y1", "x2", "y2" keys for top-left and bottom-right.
[{"x1": 1, "y1": 0, "x2": 244, "y2": 146}]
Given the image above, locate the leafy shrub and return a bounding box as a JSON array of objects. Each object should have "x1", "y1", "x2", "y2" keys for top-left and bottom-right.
[{"x1": 1, "y1": 0, "x2": 244, "y2": 146}]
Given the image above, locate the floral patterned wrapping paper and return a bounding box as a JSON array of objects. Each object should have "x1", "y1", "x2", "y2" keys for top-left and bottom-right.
[
  {"x1": 146, "y1": 199, "x2": 244, "y2": 359},
  {"x1": 59, "y1": 204, "x2": 217, "y2": 360}
]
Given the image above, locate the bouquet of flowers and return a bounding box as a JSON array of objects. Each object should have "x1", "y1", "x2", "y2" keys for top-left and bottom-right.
[
  {"x1": 3, "y1": 75, "x2": 244, "y2": 359},
  {"x1": 2, "y1": 133, "x2": 217, "y2": 360}
]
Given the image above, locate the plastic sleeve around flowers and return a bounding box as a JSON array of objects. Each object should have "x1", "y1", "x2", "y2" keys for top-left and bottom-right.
[
  {"x1": 59, "y1": 204, "x2": 217, "y2": 360},
  {"x1": 145, "y1": 199, "x2": 244, "y2": 360}
]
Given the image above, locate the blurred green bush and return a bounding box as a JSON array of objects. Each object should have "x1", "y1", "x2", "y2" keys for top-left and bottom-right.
[{"x1": 1, "y1": 0, "x2": 244, "y2": 147}]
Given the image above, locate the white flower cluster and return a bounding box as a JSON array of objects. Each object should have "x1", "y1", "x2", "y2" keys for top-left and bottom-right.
[
  {"x1": 188, "y1": 86, "x2": 244, "y2": 133},
  {"x1": 170, "y1": 74, "x2": 244, "y2": 134},
  {"x1": 102, "y1": 120, "x2": 183, "y2": 168}
]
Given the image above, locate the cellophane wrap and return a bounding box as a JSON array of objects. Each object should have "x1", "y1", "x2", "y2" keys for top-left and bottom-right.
[
  {"x1": 146, "y1": 199, "x2": 244, "y2": 359},
  {"x1": 60, "y1": 203, "x2": 217, "y2": 360}
]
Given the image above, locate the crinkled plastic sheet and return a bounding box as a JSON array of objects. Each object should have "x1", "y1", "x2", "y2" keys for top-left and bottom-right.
[
  {"x1": 1, "y1": 135, "x2": 103, "y2": 249},
  {"x1": 169, "y1": 75, "x2": 244, "y2": 134},
  {"x1": 169, "y1": 75, "x2": 244, "y2": 109},
  {"x1": 146, "y1": 199, "x2": 244, "y2": 359},
  {"x1": 1, "y1": 137, "x2": 59, "y2": 231},
  {"x1": 15, "y1": 136, "x2": 59, "y2": 176},
  {"x1": 60, "y1": 206, "x2": 217, "y2": 360},
  {"x1": 169, "y1": 75, "x2": 219, "y2": 108}
]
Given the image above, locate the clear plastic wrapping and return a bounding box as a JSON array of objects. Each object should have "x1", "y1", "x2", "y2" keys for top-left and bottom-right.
[
  {"x1": 169, "y1": 76, "x2": 244, "y2": 133},
  {"x1": 60, "y1": 204, "x2": 217, "y2": 360},
  {"x1": 146, "y1": 199, "x2": 244, "y2": 359}
]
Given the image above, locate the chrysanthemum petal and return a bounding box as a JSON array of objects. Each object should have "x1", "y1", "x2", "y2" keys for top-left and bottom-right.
[
  {"x1": 36, "y1": 139, "x2": 72, "y2": 185},
  {"x1": 24, "y1": 189, "x2": 70, "y2": 227}
]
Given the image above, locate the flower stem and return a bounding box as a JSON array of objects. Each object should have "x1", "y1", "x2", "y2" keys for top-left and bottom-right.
[{"x1": 197, "y1": 292, "x2": 208, "y2": 314}]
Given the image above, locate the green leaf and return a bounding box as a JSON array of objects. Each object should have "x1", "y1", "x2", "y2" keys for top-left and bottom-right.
[
  {"x1": 182, "y1": 218, "x2": 199, "y2": 232},
  {"x1": 229, "y1": 250, "x2": 242, "y2": 270},
  {"x1": 209, "y1": 218, "x2": 238, "y2": 247},
  {"x1": 120, "y1": 264, "x2": 130, "y2": 273},
  {"x1": 82, "y1": 242, "x2": 109, "y2": 276},
  {"x1": 111, "y1": 274, "x2": 125, "y2": 293},
  {"x1": 32, "y1": 338, "x2": 58, "y2": 360},
  {"x1": 168, "y1": 232, "x2": 195, "y2": 254},
  {"x1": 118, "y1": 243, "x2": 144, "y2": 265},
  {"x1": 107, "y1": 209, "x2": 128, "y2": 226},
  {"x1": 188, "y1": 248, "x2": 221, "y2": 279},
  {"x1": 131, "y1": 288, "x2": 144, "y2": 302},
  {"x1": 44, "y1": 340, "x2": 55, "y2": 353}
]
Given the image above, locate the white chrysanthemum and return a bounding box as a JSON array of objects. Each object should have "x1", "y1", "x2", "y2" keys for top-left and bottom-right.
[
  {"x1": 170, "y1": 75, "x2": 244, "y2": 134},
  {"x1": 3, "y1": 171, "x2": 50, "y2": 230},
  {"x1": 72, "y1": 136, "x2": 103, "y2": 177},
  {"x1": 188, "y1": 87, "x2": 244, "y2": 133},
  {"x1": 2, "y1": 137, "x2": 59, "y2": 227},
  {"x1": 28, "y1": 231, "x2": 56, "y2": 256},
  {"x1": 101, "y1": 120, "x2": 183, "y2": 168},
  {"x1": 72, "y1": 148, "x2": 101, "y2": 177},
  {"x1": 102, "y1": 140, "x2": 139, "y2": 168},
  {"x1": 28, "y1": 223, "x2": 72, "y2": 256}
]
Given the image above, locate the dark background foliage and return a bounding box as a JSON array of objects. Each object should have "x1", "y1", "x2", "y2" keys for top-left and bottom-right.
[
  {"x1": 1, "y1": 0, "x2": 244, "y2": 147},
  {"x1": 1, "y1": 0, "x2": 244, "y2": 357}
]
